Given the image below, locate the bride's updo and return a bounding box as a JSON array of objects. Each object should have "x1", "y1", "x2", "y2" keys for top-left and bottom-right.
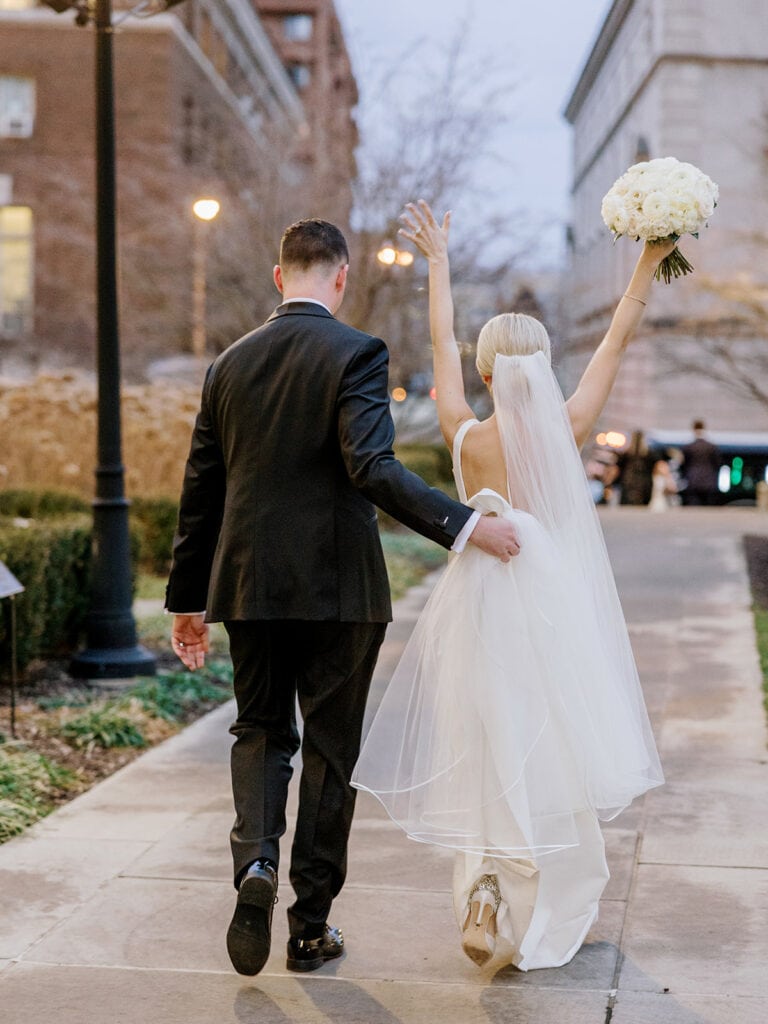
[{"x1": 475, "y1": 313, "x2": 551, "y2": 377}]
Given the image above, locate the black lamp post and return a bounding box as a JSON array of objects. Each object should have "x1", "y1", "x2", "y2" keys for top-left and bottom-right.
[{"x1": 45, "y1": 0, "x2": 161, "y2": 677}]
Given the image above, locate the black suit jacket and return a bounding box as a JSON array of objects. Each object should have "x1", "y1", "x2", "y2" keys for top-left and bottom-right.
[
  {"x1": 166, "y1": 302, "x2": 473, "y2": 623},
  {"x1": 682, "y1": 437, "x2": 721, "y2": 492}
]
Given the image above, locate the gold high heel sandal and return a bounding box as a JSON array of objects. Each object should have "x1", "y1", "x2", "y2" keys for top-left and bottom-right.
[{"x1": 461, "y1": 874, "x2": 502, "y2": 966}]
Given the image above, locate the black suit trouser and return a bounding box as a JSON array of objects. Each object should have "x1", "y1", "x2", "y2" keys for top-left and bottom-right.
[{"x1": 225, "y1": 619, "x2": 386, "y2": 940}]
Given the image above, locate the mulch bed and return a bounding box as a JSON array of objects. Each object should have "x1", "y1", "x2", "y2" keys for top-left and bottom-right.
[{"x1": 0, "y1": 652, "x2": 227, "y2": 808}]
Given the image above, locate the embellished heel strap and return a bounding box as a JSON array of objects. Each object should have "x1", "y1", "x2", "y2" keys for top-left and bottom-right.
[{"x1": 467, "y1": 873, "x2": 501, "y2": 913}]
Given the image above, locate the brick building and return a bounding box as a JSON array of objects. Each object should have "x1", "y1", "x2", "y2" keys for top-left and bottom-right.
[
  {"x1": 0, "y1": 0, "x2": 358, "y2": 377},
  {"x1": 562, "y1": 0, "x2": 768, "y2": 434},
  {"x1": 254, "y1": 0, "x2": 359, "y2": 225}
]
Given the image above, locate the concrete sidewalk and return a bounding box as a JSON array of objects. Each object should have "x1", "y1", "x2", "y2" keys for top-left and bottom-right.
[{"x1": 1, "y1": 509, "x2": 767, "y2": 1023}]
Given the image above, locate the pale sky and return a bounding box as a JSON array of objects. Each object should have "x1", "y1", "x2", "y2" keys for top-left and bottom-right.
[{"x1": 334, "y1": 0, "x2": 612, "y2": 264}]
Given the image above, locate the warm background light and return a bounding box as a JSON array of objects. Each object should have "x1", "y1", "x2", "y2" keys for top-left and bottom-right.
[
  {"x1": 377, "y1": 245, "x2": 397, "y2": 266},
  {"x1": 596, "y1": 431, "x2": 627, "y2": 448},
  {"x1": 193, "y1": 198, "x2": 221, "y2": 221},
  {"x1": 395, "y1": 250, "x2": 414, "y2": 267},
  {"x1": 391, "y1": 387, "x2": 407, "y2": 402}
]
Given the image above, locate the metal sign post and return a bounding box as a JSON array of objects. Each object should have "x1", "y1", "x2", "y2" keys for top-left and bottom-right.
[{"x1": 0, "y1": 562, "x2": 24, "y2": 739}]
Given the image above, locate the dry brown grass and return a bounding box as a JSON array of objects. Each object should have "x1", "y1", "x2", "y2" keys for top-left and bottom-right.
[{"x1": 0, "y1": 372, "x2": 201, "y2": 498}]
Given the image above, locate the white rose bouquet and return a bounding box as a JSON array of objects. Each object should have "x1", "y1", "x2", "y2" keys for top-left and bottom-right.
[{"x1": 601, "y1": 157, "x2": 718, "y2": 283}]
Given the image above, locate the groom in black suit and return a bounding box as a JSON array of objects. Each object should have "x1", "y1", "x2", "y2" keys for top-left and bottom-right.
[{"x1": 166, "y1": 219, "x2": 520, "y2": 975}]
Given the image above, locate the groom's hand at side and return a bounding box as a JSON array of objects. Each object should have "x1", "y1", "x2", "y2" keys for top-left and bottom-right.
[
  {"x1": 468, "y1": 516, "x2": 521, "y2": 562},
  {"x1": 171, "y1": 613, "x2": 209, "y2": 670}
]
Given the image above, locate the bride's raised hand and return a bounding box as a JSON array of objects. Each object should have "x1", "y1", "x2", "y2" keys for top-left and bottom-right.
[
  {"x1": 642, "y1": 237, "x2": 679, "y2": 267},
  {"x1": 399, "y1": 200, "x2": 451, "y2": 263}
]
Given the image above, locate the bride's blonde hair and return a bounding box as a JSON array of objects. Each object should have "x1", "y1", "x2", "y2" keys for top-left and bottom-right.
[{"x1": 475, "y1": 313, "x2": 551, "y2": 377}]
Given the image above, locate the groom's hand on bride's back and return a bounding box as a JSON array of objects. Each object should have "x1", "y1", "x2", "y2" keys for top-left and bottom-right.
[{"x1": 468, "y1": 516, "x2": 521, "y2": 562}]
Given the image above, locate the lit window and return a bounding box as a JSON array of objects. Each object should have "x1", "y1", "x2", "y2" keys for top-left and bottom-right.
[
  {"x1": 284, "y1": 14, "x2": 313, "y2": 42},
  {"x1": 0, "y1": 77, "x2": 35, "y2": 138},
  {"x1": 0, "y1": 1, "x2": 37, "y2": 9},
  {"x1": 0, "y1": 205, "x2": 33, "y2": 337},
  {"x1": 287, "y1": 63, "x2": 311, "y2": 90}
]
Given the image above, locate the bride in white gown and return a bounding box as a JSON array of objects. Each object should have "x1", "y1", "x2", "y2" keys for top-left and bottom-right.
[{"x1": 352, "y1": 201, "x2": 672, "y2": 970}]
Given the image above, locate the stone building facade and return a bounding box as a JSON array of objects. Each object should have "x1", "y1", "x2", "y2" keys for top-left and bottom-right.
[
  {"x1": 563, "y1": 0, "x2": 768, "y2": 434},
  {"x1": 0, "y1": 0, "x2": 357, "y2": 377}
]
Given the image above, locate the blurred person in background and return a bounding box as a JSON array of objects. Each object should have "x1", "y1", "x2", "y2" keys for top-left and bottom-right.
[
  {"x1": 648, "y1": 459, "x2": 677, "y2": 513},
  {"x1": 617, "y1": 430, "x2": 655, "y2": 506},
  {"x1": 681, "y1": 420, "x2": 721, "y2": 506}
]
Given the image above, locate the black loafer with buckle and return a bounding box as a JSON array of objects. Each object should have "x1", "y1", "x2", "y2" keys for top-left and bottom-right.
[
  {"x1": 226, "y1": 859, "x2": 278, "y2": 976},
  {"x1": 286, "y1": 924, "x2": 345, "y2": 972}
]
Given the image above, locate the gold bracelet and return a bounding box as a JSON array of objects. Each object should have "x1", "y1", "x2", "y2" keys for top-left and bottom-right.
[{"x1": 623, "y1": 293, "x2": 647, "y2": 306}]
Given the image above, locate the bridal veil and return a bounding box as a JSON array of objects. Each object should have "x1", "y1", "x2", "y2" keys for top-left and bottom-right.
[{"x1": 352, "y1": 351, "x2": 663, "y2": 859}]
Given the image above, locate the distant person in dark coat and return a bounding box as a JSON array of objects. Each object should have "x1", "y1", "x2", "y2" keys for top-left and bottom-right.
[
  {"x1": 618, "y1": 430, "x2": 655, "y2": 506},
  {"x1": 682, "y1": 420, "x2": 721, "y2": 506}
]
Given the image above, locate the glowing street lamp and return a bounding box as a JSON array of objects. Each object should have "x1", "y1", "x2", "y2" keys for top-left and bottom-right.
[
  {"x1": 377, "y1": 245, "x2": 397, "y2": 266},
  {"x1": 192, "y1": 197, "x2": 220, "y2": 359},
  {"x1": 596, "y1": 431, "x2": 628, "y2": 449},
  {"x1": 193, "y1": 198, "x2": 220, "y2": 222},
  {"x1": 377, "y1": 243, "x2": 414, "y2": 267}
]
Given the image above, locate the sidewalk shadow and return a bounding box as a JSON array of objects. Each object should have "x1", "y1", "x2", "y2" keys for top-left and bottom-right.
[
  {"x1": 233, "y1": 977, "x2": 402, "y2": 1024},
  {"x1": 234, "y1": 987, "x2": 293, "y2": 1024},
  {"x1": 483, "y1": 950, "x2": 711, "y2": 1024},
  {"x1": 297, "y1": 976, "x2": 402, "y2": 1024}
]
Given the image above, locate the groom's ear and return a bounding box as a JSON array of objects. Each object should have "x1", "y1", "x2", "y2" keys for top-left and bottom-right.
[
  {"x1": 335, "y1": 264, "x2": 349, "y2": 293},
  {"x1": 273, "y1": 264, "x2": 284, "y2": 294}
]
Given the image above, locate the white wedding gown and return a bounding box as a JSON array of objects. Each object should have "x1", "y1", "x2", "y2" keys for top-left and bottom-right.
[{"x1": 352, "y1": 354, "x2": 663, "y2": 970}]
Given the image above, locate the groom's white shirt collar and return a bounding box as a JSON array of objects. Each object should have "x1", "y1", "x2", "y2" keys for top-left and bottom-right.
[{"x1": 281, "y1": 297, "x2": 332, "y2": 314}]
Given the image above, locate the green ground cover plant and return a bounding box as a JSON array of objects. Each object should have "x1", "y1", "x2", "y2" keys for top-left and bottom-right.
[
  {"x1": 744, "y1": 534, "x2": 768, "y2": 715},
  {"x1": 56, "y1": 701, "x2": 149, "y2": 751},
  {"x1": 0, "y1": 661, "x2": 234, "y2": 844},
  {"x1": 0, "y1": 745, "x2": 78, "y2": 843}
]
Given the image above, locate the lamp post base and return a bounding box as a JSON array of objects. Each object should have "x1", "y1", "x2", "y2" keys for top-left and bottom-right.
[{"x1": 70, "y1": 644, "x2": 156, "y2": 680}]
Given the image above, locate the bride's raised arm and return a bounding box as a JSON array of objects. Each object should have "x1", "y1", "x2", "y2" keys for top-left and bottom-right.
[
  {"x1": 566, "y1": 238, "x2": 677, "y2": 449},
  {"x1": 399, "y1": 201, "x2": 475, "y2": 447}
]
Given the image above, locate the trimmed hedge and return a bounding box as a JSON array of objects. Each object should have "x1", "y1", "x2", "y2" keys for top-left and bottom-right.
[
  {"x1": 130, "y1": 497, "x2": 179, "y2": 576},
  {"x1": 0, "y1": 516, "x2": 91, "y2": 670},
  {"x1": 0, "y1": 490, "x2": 88, "y2": 519},
  {"x1": 0, "y1": 489, "x2": 179, "y2": 577},
  {"x1": 0, "y1": 490, "x2": 181, "y2": 671},
  {"x1": 375, "y1": 443, "x2": 457, "y2": 532},
  {"x1": 394, "y1": 443, "x2": 455, "y2": 493}
]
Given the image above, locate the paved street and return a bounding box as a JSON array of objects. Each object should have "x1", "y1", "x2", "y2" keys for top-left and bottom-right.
[{"x1": 1, "y1": 508, "x2": 767, "y2": 1024}]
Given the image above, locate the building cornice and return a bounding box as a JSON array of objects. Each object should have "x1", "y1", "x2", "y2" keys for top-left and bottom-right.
[
  {"x1": 564, "y1": 0, "x2": 635, "y2": 124},
  {"x1": 570, "y1": 52, "x2": 768, "y2": 193}
]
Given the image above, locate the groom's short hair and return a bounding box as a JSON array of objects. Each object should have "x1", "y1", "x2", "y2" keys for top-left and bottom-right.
[{"x1": 280, "y1": 219, "x2": 349, "y2": 272}]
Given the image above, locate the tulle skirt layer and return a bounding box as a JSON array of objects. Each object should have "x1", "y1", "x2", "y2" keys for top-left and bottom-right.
[{"x1": 352, "y1": 492, "x2": 663, "y2": 860}]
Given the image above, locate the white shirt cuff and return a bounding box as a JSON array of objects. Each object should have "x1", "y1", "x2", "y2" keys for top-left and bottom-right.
[{"x1": 451, "y1": 510, "x2": 481, "y2": 553}]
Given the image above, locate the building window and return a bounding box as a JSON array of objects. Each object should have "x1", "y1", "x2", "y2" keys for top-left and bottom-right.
[
  {"x1": 287, "y1": 63, "x2": 311, "y2": 90},
  {"x1": 0, "y1": 77, "x2": 35, "y2": 138},
  {"x1": 0, "y1": 206, "x2": 34, "y2": 337},
  {"x1": 284, "y1": 14, "x2": 313, "y2": 42}
]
